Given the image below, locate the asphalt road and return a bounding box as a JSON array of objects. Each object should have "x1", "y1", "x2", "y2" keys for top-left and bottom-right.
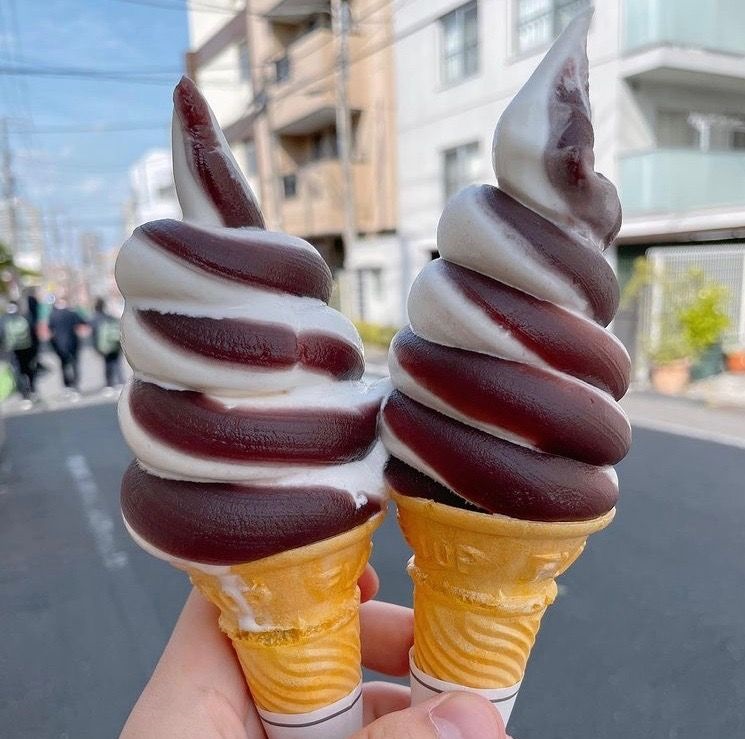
[{"x1": 1, "y1": 401, "x2": 743, "y2": 738}]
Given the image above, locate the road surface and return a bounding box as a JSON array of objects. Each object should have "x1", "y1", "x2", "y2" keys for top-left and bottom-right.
[{"x1": 1, "y1": 400, "x2": 743, "y2": 738}]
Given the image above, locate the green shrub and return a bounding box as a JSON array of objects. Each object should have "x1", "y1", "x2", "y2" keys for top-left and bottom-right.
[
  {"x1": 622, "y1": 258, "x2": 729, "y2": 365},
  {"x1": 354, "y1": 321, "x2": 398, "y2": 348}
]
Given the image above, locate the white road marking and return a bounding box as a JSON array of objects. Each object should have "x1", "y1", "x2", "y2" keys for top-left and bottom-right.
[
  {"x1": 630, "y1": 417, "x2": 745, "y2": 450},
  {"x1": 66, "y1": 454, "x2": 129, "y2": 571}
]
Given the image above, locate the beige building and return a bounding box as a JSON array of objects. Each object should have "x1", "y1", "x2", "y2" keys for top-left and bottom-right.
[{"x1": 186, "y1": 0, "x2": 400, "y2": 322}]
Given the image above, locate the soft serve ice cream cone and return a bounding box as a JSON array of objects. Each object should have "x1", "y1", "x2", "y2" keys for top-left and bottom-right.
[
  {"x1": 117, "y1": 78, "x2": 386, "y2": 737},
  {"x1": 381, "y1": 10, "x2": 631, "y2": 724}
]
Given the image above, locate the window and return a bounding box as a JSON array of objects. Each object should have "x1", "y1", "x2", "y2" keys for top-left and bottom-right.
[
  {"x1": 514, "y1": 0, "x2": 589, "y2": 54},
  {"x1": 440, "y1": 2, "x2": 479, "y2": 85},
  {"x1": 443, "y1": 141, "x2": 480, "y2": 201},
  {"x1": 243, "y1": 140, "x2": 257, "y2": 176},
  {"x1": 656, "y1": 111, "x2": 699, "y2": 149},
  {"x1": 156, "y1": 183, "x2": 176, "y2": 201},
  {"x1": 281, "y1": 174, "x2": 297, "y2": 199},
  {"x1": 310, "y1": 129, "x2": 338, "y2": 161},
  {"x1": 237, "y1": 41, "x2": 251, "y2": 82},
  {"x1": 275, "y1": 55, "x2": 290, "y2": 83},
  {"x1": 732, "y1": 130, "x2": 745, "y2": 150},
  {"x1": 356, "y1": 268, "x2": 383, "y2": 321},
  {"x1": 658, "y1": 111, "x2": 745, "y2": 152}
]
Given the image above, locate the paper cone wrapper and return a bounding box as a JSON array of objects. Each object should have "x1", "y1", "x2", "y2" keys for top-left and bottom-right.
[
  {"x1": 409, "y1": 648, "x2": 521, "y2": 725},
  {"x1": 392, "y1": 491, "x2": 614, "y2": 689},
  {"x1": 256, "y1": 683, "x2": 363, "y2": 739},
  {"x1": 187, "y1": 511, "x2": 384, "y2": 727}
]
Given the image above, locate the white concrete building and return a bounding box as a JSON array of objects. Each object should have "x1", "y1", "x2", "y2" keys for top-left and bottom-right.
[
  {"x1": 393, "y1": 0, "x2": 745, "y2": 356},
  {"x1": 124, "y1": 149, "x2": 181, "y2": 233}
]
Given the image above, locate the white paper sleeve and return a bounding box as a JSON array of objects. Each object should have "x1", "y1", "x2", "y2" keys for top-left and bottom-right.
[
  {"x1": 256, "y1": 683, "x2": 363, "y2": 739},
  {"x1": 409, "y1": 649, "x2": 521, "y2": 727}
]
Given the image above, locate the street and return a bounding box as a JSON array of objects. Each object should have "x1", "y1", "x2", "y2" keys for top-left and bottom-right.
[{"x1": 1, "y1": 399, "x2": 744, "y2": 738}]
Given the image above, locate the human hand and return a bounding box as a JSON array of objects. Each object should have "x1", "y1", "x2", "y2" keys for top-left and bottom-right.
[{"x1": 121, "y1": 566, "x2": 509, "y2": 738}]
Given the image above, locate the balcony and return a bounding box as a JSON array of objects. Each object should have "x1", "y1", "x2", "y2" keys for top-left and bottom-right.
[
  {"x1": 254, "y1": 0, "x2": 328, "y2": 22},
  {"x1": 619, "y1": 149, "x2": 745, "y2": 216},
  {"x1": 269, "y1": 26, "x2": 362, "y2": 135},
  {"x1": 271, "y1": 27, "x2": 335, "y2": 134},
  {"x1": 622, "y1": 0, "x2": 745, "y2": 91},
  {"x1": 281, "y1": 159, "x2": 346, "y2": 237}
]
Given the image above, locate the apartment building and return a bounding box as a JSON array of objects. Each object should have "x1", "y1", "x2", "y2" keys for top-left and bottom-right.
[
  {"x1": 186, "y1": 0, "x2": 400, "y2": 322},
  {"x1": 394, "y1": 0, "x2": 745, "y2": 358}
]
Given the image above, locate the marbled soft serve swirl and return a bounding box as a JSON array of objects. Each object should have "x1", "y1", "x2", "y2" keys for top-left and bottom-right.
[
  {"x1": 381, "y1": 11, "x2": 631, "y2": 522},
  {"x1": 118, "y1": 78, "x2": 385, "y2": 566}
]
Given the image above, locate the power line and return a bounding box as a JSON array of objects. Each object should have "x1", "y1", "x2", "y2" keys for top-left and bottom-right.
[
  {"x1": 11, "y1": 121, "x2": 168, "y2": 134},
  {"x1": 0, "y1": 64, "x2": 176, "y2": 84},
  {"x1": 112, "y1": 0, "x2": 241, "y2": 14}
]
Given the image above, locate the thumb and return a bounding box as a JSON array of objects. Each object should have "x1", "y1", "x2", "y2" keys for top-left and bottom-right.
[{"x1": 352, "y1": 691, "x2": 507, "y2": 739}]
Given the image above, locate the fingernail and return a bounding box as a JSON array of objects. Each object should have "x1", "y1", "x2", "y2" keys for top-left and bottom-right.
[{"x1": 428, "y1": 693, "x2": 503, "y2": 738}]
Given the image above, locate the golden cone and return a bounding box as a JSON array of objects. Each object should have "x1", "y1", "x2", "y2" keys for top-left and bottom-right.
[
  {"x1": 187, "y1": 512, "x2": 385, "y2": 714},
  {"x1": 392, "y1": 490, "x2": 613, "y2": 688}
]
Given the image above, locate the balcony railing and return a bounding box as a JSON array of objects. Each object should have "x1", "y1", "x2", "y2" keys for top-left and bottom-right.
[
  {"x1": 619, "y1": 149, "x2": 745, "y2": 215},
  {"x1": 270, "y1": 26, "x2": 362, "y2": 135},
  {"x1": 281, "y1": 159, "x2": 345, "y2": 236},
  {"x1": 624, "y1": 0, "x2": 745, "y2": 55}
]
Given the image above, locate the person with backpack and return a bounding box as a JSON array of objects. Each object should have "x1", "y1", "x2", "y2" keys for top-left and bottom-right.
[
  {"x1": 91, "y1": 298, "x2": 124, "y2": 389},
  {"x1": 48, "y1": 297, "x2": 86, "y2": 392},
  {"x1": 2, "y1": 301, "x2": 36, "y2": 400}
]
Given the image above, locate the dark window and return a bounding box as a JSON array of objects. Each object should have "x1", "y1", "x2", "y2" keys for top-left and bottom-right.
[
  {"x1": 656, "y1": 111, "x2": 699, "y2": 149},
  {"x1": 310, "y1": 129, "x2": 339, "y2": 161},
  {"x1": 275, "y1": 55, "x2": 290, "y2": 83},
  {"x1": 356, "y1": 268, "x2": 382, "y2": 320},
  {"x1": 281, "y1": 174, "x2": 297, "y2": 199},
  {"x1": 732, "y1": 129, "x2": 745, "y2": 150},
  {"x1": 443, "y1": 141, "x2": 480, "y2": 201},
  {"x1": 514, "y1": 0, "x2": 590, "y2": 54},
  {"x1": 157, "y1": 183, "x2": 176, "y2": 201},
  {"x1": 237, "y1": 41, "x2": 251, "y2": 82},
  {"x1": 243, "y1": 140, "x2": 257, "y2": 176},
  {"x1": 440, "y1": 1, "x2": 479, "y2": 85}
]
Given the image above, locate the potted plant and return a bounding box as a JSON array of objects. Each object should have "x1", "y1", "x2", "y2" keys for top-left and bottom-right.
[
  {"x1": 724, "y1": 343, "x2": 745, "y2": 374},
  {"x1": 623, "y1": 259, "x2": 729, "y2": 395},
  {"x1": 679, "y1": 280, "x2": 728, "y2": 382},
  {"x1": 648, "y1": 337, "x2": 692, "y2": 395}
]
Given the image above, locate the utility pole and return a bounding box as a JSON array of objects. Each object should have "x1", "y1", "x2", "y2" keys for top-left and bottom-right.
[
  {"x1": 331, "y1": 0, "x2": 357, "y2": 283},
  {"x1": 1, "y1": 118, "x2": 18, "y2": 256},
  {"x1": 245, "y1": 0, "x2": 284, "y2": 229}
]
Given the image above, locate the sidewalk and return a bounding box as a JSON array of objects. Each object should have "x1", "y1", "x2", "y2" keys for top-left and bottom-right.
[
  {"x1": 622, "y1": 391, "x2": 745, "y2": 448},
  {"x1": 685, "y1": 372, "x2": 745, "y2": 410}
]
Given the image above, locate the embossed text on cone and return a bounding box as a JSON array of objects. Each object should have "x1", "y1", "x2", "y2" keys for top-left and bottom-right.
[
  {"x1": 188, "y1": 513, "x2": 384, "y2": 714},
  {"x1": 393, "y1": 492, "x2": 613, "y2": 688}
]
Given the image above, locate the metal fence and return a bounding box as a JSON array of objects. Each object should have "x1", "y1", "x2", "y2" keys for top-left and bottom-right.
[{"x1": 634, "y1": 243, "x2": 745, "y2": 381}]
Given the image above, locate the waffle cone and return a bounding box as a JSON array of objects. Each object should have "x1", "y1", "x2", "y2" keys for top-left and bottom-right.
[
  {"x1": 392, "y1": 490, "x2": 613, "y2": 688},
  {"x1": 187, "y1": 512, "x2": 384, "y2": 714}
]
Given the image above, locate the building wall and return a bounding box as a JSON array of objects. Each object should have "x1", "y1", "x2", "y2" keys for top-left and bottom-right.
[
  {"x1": 394, "y1": 0, "x2": 624, "y2": 254},
  {"x1": 125, "y1": 149, "x2": 181, "y2": 232},
  {"x1": 188, "y1": 0, "x2": 402, "y2": 324}
]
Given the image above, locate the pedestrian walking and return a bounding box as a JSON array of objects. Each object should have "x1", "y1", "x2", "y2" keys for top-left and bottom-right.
[
  {"x1": 47, "y1": 298, "x2": 86, "y2": 392},
  {"x1": 2, "y1": 301, "x2": 36, "y2": 400},
  {"x1": 25, "y1": 288, "x2": 46, "y2": 375},
  {"x1": 91, "y1": 298, "x2": 124, "y2": 389}
]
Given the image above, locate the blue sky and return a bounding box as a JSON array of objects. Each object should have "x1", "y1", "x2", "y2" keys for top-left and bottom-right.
[{"x1": 2, "y1": 0, "x2": 190, "y2": 255}]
